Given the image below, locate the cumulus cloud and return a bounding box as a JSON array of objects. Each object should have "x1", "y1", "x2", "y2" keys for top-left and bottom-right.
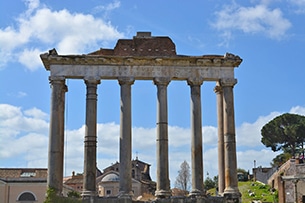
[
  {"x1": 289, "y1": 0, "x2": 305, "y2": 13},
  {"x1": 236, "y1": 111, "x2": 281, "y2": 147},
  {"x1": 24, "y1": 107, "x2": 49, "y2": 120},
  {"x1": 18, "y1": 48, "x2": 43, "y2": 71},
  {"x1": 1, "y1": 103, "x2": 305, "y2": 183},
  {"x1": 290, "y1": 105, "x2": 305, "y2": 115},
  {"x1": 0, "y1": 105, "x2": 47, "y2": 134},
  {"x1": 0, "y1": 0, "x2": 124, "y2": 71},
  {"x1": 237, "y1": 149, "x2": 280, "y2": 171},
  {"x1": 212, "y1": 1, "x2": 291, "y2": 44},
  {"x1": 0, "y1": 104, "x2": 49, "y2": 163},
  {"x1": 236, "y1": 105, "x2": 305, "y2": 147}
]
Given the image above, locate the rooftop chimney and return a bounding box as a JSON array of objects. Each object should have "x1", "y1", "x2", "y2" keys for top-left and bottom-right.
[{"x1": 135, "y1": 32, "x2": 152, "y2": 38}]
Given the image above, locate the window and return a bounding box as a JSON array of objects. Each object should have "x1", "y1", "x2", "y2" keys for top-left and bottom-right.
[
  {"x1": 20, "y1": 172, "x2": 36, "y2": 177},
  {"x1": 17, "y1": 191, "x2": 36, "y2": 201},
  {"x1": 106, "y1": 190, "x2": 111, "y2": 195}
]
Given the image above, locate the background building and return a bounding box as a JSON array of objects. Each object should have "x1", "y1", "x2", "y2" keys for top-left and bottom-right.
[
  {"x1": 96, "y1": 158, "x2": 156, "y2": 198},
  {"x1": 0, "y1": 168, "x2": 47, "y2": 203},
  {"x1": 253, "y1": 158, "x2": 305, "y2": 203}
]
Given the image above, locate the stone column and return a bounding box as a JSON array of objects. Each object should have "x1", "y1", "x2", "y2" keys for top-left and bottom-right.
[
  {"x1": 154, "y1": 77, "x2": 171, "y2": 198},
  {"x1": 214, "y1": 83, "x2": 225, "y2": 195},
  {"x1": 187, "y1": 78, "x2": 204, "y2": 197},
  {"x1": 220, "y1": 78, "x2": 241, "y2": 201},
  {"x1": 82, "y1": 78, "x2": 100, "y2": 200},
  {"x1": 118, "y1": 77, "x2": 135, "y2": 199},
  {"x1": 47, "y1": 76, "x2": 67, "y2": 195}
]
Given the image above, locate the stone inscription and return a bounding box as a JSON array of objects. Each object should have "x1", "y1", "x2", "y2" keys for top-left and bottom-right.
[{"x1": 51, "y1": 65, "x2": 234, "y2": 81}]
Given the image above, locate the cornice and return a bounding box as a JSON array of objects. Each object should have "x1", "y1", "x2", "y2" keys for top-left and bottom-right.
[{"x1": 40, "y1": 49, "x2": 242, "y2": 71}]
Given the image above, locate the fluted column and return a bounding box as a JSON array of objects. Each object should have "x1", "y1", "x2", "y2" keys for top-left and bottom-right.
[
  {"x1": 214, "y1": 83, "x2": 225, "y2": 195},
  {"x1": 47, "y1": 76, "x2": 67, "y2": 195},
  {"x1": 154, "y1": 77, "x2": 171, "y2": 198},
  {"x1": 220, "y1": 78, "x2": 241, "y2": 201},
  {"x1": 82, "y1": 78, "x2": 100, "y2": 200},
  {"x1": 187, "y1": 78, "x2": 204, "y2": 197},
  {"x1": 118, "y1": 77, "x2": 135, "y2": 199}
]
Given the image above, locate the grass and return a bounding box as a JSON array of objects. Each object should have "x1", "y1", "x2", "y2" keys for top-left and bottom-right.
[{"x1": 207, "y1": 181, "x2": 278, "y2": 203}]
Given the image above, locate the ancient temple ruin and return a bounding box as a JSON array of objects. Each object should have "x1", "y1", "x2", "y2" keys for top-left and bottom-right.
[{"x1": 40, "y1": 32, "x2": 242, "y2": 203}]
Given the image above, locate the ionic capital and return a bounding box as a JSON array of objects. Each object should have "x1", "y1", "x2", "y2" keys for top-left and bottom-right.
[
  {"x1": 220, "y1": 78, "x2": 237, "y2": 87},
  {"x1": 84, "y1": 76, "x2": 101, "y2": 85},
  {"x1": 187, "y1": 77, "x2": 204, "y2": 86},
  {"x1": 49, "y1": 76, "x2": 67, "y2": 92},
  {"x1": 49, "y1": 76, "x2": 65, "y2": 82},
  {"x1": 153, "y1": 77, "x2": 171, "y2": 86},
  {"x1": 214, "y1": 84, "x2": 222, "y2": 94},
  {"x1": 118, "y1": 77, "x2": 135, "y2": 86}
]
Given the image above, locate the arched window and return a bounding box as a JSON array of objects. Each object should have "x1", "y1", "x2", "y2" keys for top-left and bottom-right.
[{"x1": 17, "y1": 191, "x2": 36, "y2": 202}]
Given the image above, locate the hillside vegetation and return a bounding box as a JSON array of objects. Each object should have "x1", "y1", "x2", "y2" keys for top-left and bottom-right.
[{"x1": 207, "y1": 181, "x2": 278, "y2": 203}]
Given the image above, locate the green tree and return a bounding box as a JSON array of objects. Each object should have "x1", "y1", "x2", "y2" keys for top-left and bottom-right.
[
  {"x1": 261, "y1": 113, "x2": 305, "y2": 157},
  {"x1": 44, "y1": 187, "x2": 82, "y2": 203},
  {"x1": 175, "y1": 160, "x2": 191, "y2": 192},
  {"x1": 67, "y1": 190, "x2": 81, "y2": 198},
  {"x1": 237, "y1": 168, "x2": 247, "y2": 174},
  {"x1": 204, "y1": 176, "x2": 217, "y2": 190},
  {"x1": 237, "y1": 168, "x2": 249, "y2": 181},
  {"x1": 270, "y1": 152, "x2": 292, "y2": 167}
]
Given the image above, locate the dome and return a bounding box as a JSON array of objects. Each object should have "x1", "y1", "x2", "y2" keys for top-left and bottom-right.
[{"x1": 101, "y1": 173, "x2": 119, "y2": 182}]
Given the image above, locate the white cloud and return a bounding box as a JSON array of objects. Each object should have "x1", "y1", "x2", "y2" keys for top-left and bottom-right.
[
  {"x1": 236, "y1": 105, "x2": 305, "y2": 147},
  {"x1": 2, "y1": 103, "x2": 305, "y2": 185},
  {"x1": 23, "y1": 0, "x2": 40, "y2": 16},
  {"x1": 18, "y1": 48, "x2": 43, "y2": 71},
  {"x1": 7, "y1": 91, "x2": 28, "y2": 98},
  {"x1": 236, "y1": 111, "x2": 281, "y2": 147},
  {"x1": 289, "y1": 0, "x2": 305, "y2": 13},
  {"x1": 93, "y1": 0, "x2": 121, "y2": 17},
  {"x1": 0, "y1": 104, "x2": 22, "y2": 121},
  {"x1": 0, "y1": 0, "x2": 124, "y2": 70},
  {"x1": 237, "y1": 149, "x2": 280, "y2": 171},
  {"x1": 290, "y1": 105, "x2": 305, "y2": 115},
  {"x1": 17, "y1": 91, "x2": 27, "y2": 98},
  {"x1": 24, "y1": 107, "x2": 49, "y2": 120},
  {"x1": 0, "y1": 104, "x2": 49, "y2": 162},
  {"x1": 133, "y1": 126, "x2": 156, "y2": 150},
  {"x1": 213, "y1": 2, "x2": 291, "y2": 41},
  {"x1": 202, "y1": 126, "x2": 218, "y2": 146}
]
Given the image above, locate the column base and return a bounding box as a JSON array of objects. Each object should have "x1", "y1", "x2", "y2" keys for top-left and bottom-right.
[
  {"x1": 189, "y1": 189, "x2": 205, "y2": 198},
  {"x1": 118, "y1": 191, "x2": 133, "y2": 199},
  {"x1": 155, "y1": 189, "x2": 171, "y2": 198},
  {"x1": 82, "y1": 190, "x2": 97, "y2": 200},
  {"x1": 223, "y1": 188, "x2": 241, "y2": 203}
]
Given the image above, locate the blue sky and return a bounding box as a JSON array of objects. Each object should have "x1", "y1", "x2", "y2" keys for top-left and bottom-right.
[{"x1": 1, "y1": 0, "x2": 305, "y2": 185}]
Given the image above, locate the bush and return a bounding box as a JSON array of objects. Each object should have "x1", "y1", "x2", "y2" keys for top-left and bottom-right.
[
  {"x1": 44, "y1": 187, "x2": 82, "y2": 203},
  {"x1": 67, "y1": 190, "x2": 81, "y2": 198}
]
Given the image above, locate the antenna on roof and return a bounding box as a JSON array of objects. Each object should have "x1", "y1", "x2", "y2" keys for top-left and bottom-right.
[{"x1": 136, "y1": 151, "x2": 138, "y2": 160}]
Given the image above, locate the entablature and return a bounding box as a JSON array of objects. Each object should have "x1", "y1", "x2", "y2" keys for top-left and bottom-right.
[{"x1": 40, "y1": 49, "x2": 242, "y2": 81}]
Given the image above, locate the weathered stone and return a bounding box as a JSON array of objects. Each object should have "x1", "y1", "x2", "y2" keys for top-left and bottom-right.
[{"x1": 41, "y1": 32, "x2": 242, "y2": 202}]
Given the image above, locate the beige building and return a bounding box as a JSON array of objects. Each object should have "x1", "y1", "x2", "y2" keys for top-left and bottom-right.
[
  {"x1": 63, "y1": 158, "x2": 156, "y2": 199},
  {"x1": 0, "y1": 168, "x2": 48, "y2": 203},
  {"x1": 96, "y1": 158, "x2": 156, "y2": 199},
  {"x1": 97, "y1": 171, "x2": 142, "y2": 197},
  {"x1": 254, "y1": 158, "x2": 305, "y2": 203},
  {"x1": 0, "y1": 168, "x2": 76, "y2": 203},
  {"x1": 63, "y1": 171, "x2": 84, "y2": 193},
  {"x1": 267, "y1": 158, "x2": 305, "y2": 203}
]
